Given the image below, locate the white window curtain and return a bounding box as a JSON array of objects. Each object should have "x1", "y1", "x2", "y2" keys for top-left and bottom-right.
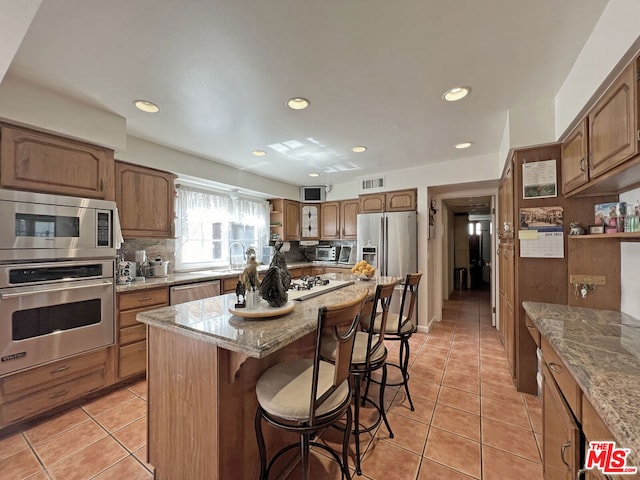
[{"x1": 175, "y1": 186, "x2": 270, "y2": 271}]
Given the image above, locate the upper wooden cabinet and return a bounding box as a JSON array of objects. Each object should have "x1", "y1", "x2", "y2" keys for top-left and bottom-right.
[
  {"x1": 0, "y1": 124, "x2": 115, "y2": 200},
  {"x1": 340, "y1": 199, "x2": 359, "y2": 239},
  {"x1": 359, "y1": 189, "x2": 416, "y2": 213},
  {"x1": 269, "y1": 198, "x2": 300, "y2": 241},
  {"x1": 320, "y1": 202, "x2": 340, "y2": 240},
  {"x1": 115, "y1": 161, "x2": 176, "y2": 239},
  {"x1": 300, "y1": 204, "x2": 319, "y2": 240},
  {"x1": 562, "y1": 58, "x2": 640, "y2": 196}
]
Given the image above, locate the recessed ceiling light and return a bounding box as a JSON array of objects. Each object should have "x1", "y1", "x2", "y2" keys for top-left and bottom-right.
[
  {"x1": 287, "y1": 97, "x2": 310, "y2": 110},
  {"x1": 455, "y1": 142, "x2": 473, "y2": 149},
  {"x1": 252, "y1": 150, "x2": 266, "y2": 157},
  {"x1": 309, "y1": 173, "x2": 319, "y2": 177},
  {"x1": 351, "y1": 146, "x2": 367, "y2": 153},
  {"x1": 133, "y1": 99, "x2": 159, "y2": 113},
  {"x1": 442, "y1": 87, "x2": 471, "y2": 102}
]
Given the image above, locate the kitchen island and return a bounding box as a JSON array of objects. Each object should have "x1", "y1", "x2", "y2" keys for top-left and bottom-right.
[{"x1": 136, "y1": 273, "x2": 391, "y2": 480}]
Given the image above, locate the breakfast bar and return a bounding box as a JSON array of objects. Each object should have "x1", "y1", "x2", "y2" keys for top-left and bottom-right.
[{"x1": 136, "y1": 273, "x2": 388, "y2": 480}]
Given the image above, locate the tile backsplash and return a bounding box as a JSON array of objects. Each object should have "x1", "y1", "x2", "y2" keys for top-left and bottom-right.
[{"x1": 118, "y1": 238, "x2": 176, "y2": 273}]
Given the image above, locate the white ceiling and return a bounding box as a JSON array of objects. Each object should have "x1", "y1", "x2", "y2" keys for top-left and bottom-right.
[{"x1": 3, "y1": 0, "x2": 609, "y2": 188}]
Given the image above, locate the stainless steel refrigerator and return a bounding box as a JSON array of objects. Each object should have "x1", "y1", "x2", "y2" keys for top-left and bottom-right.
[{"x1": 356, "y1": 211, "x2": 417, "y2": 279}]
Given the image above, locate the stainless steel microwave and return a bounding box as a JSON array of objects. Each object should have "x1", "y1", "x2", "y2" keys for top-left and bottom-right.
[{"x1": 0, "y1": 189, "x2": 116, "y2": 261}]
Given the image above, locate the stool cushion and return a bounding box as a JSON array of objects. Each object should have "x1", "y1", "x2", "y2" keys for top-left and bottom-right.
[
  {"x1": 256, "y1": 359, "x2": 349, "y2": 422},
  {"x1": 321, "y1": 331, "x2": 385, "y2": 366},
  {"x1": 371, "y1": 312, "x2": 415, "y2": 335}
]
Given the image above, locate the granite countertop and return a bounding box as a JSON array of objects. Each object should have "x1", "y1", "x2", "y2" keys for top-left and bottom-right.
[
  {"x1": 115, "y1": 261, "x2": 352, "y2": 292},
  {"x1": 522, "y1": 302, "x2": 640, "y2": 467},
  {"x1": 136, "y1": 273, "x2": 395, "y2": 358}
]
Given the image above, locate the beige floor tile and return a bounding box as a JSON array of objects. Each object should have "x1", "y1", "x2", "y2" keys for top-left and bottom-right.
[
  {"x1": 437, "y1": 385, "x2": 480, "y2": 415},
  {"x1": 482, "y1": 444, "x2": 543, "y2": 480},
  {"x1": 481, "y1": 417, "x2": 540, "y2": 462},
  {"x1": 82, "y1": 388, "x2": 138, "y2": 417},
  {"x1": 410, "y1": 363, "x2": 445, "y2": 384},
  {"x1": 93, "y1": 397, "x2": 147, "y2": 433},
  {"x1": 481, "y1": 395, "x2": 529, "y2": 429},
  {"x1": 0, "y1": 432, "x2": 29, "y2": 461},
  {"x1": 0, "y1": 448, "x2": 44, "y2": 480},
  {"x1": 92, "y1": 455, "x2": 153, "y2": 480},
  {"x1": 389, "y1": 392, "x2": 436, "y2": 424},
  {"x1": 417, "y1": 459, "x2": 477, "y2": 479},
  {"x1": 113, "y1": 417, "x2": 147, "y2": 452},
  {"x1": 424, "y1": 427, "x2": 481, "y2": 479},
  {"x1": 374, "y1": 411, "x2": 429, "y2": 454},
  {"x1": 431, "y1": 403, "x2": 480, "y2": 441},
  {"x1": 126, "y1": 380, "x2": 148, "y2": 400},
  {"x1": 442, "y1": 370, "x2": 479, "y2": 394},
  {"x1": 24, "y1": 408, "x2": 91, "y2": 445},
  {"x1": 133, "y1": 446, "x2": 154, "y2": 473},
  {"x1": 32, "y1": 418, "x2": 107, "y2": 466},
  {"x1": 359, "y1": 438, "x2": 421, "y2": 479},
  {"x1": 47, "y1": 436, "x2": 128, "y2": 480}
]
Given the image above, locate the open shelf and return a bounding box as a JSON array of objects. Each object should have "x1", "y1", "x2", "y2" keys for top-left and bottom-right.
[{"x1": 569, "y1": 232, "x2": 640, "y2": 240}]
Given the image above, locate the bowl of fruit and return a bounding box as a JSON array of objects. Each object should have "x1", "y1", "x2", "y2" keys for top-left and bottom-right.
[{"x1": 351, "y1": 260, "x2": 376, "y2": 280}]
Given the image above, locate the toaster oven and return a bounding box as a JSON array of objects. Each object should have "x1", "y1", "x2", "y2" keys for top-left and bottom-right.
[{"x1": 315, "y1": 246, "x2": 337, "y2": 262}]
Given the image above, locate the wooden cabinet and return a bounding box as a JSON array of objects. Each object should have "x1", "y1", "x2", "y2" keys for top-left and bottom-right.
[
  {"x1": 115, "y1": 161, "x2": 176, "y2": 239},
  {"x1": 340, "y1": 199, "x2": 359, "y2": 239},
  {"x1": 498, "y1": 243, "x2": 515, "y2": 374},
  {"x1": 359, "y1": 189, "x2": 416, "y2": 213},
  {"x1": 543, "y1": 362, "x2": 580, "y2": 480},
  {"x1": 0, "y1": 123, "x2": 115, "y2": 200},
  {"x1": 117, "y1": 287, "x2": 169, "y2": 380},
  {"x1": 562, "y1": 58, "x2": 640, "y2": 196},
  {"x1": 300, "y1": 204, "x2": 319, "y2": 240},
  {"x1": 269, "y1": 199, "x2": 300, "y2": 241},
  {"x1": 320, "y1": 202, "x2": 340, "y2": 240},
  {"x1": 0, "y1": 349, "x2": 110, "y2": 428}
]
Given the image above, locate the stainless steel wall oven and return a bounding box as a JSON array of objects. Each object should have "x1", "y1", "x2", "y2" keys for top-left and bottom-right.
[{"x1": 0, "y1": 189, "x2": 116, "y2": 377}]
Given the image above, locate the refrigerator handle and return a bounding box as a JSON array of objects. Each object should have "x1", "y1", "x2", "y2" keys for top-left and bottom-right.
[
  {"x1": 383, "y1": 216, "x2": 389, "y2": 276},
  {"x1": 379, "y1": 216, "x2": 385, "y2": 275}
]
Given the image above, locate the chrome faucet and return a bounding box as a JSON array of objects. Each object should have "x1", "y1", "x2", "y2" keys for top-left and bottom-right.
[{"x1": 229, "y1": 241, "x2": 245, "y2": 269}]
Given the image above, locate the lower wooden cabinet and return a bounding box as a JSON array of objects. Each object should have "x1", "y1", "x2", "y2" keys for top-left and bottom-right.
[
  {"x1": 117, "y1": 287, "x2": 169, "y2": 380},
  {"x1": 543, "y1": 362, "x2": 580, "y2": 480},
  {"x1": 0, "y1": 349, "x2": 109, "y2": 428}
]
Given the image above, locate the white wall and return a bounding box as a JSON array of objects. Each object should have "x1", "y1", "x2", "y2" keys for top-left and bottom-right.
[{"x1": 555, "y1": 0, "x2": 640, "y2": 137}]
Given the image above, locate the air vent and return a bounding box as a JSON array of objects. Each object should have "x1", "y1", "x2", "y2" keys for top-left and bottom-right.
[{"x1": 359, "y1": 176, "x2": 385, "y2": 192}]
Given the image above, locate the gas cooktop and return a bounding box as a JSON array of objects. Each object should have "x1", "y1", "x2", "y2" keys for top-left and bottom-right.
[{"x1": 287, "y1": 277, "x2": 354, "y2": 301}]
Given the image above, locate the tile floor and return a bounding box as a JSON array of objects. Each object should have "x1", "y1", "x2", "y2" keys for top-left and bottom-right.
[{"x1": 0, "y1": 287, "x2": 543, "y2": 479}]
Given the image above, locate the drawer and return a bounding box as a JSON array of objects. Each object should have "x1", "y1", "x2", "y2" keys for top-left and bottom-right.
[
  {"x1": 222, "y1": 277, "x2": 239, "y2": 294},
  {"x1": 0, "y1": 349, "x2": 108, "y2": 402},
  {"x1": 120, "y1": 324, "x2": 146, "y2": 346},
  {"x1": 119, "y1": 341, "x2": 146, "y2": 378},
  {"x1": 118, "y1": 287, "x2": 169, "y2": 311},
  {"x1": 0, "y1": 368, "x2": 107, "y2": 426},
  {"x1": 541, "y1": 337, "x2": 581, "y2": 421},
  {"x1": 524, "y1": 314, "x2": 540, "y2": 347}
]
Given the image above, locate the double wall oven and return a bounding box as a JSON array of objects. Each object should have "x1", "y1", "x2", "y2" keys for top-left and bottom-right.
[{"x1": 0, "y1": 189, "x2": 116, "y2": 377}]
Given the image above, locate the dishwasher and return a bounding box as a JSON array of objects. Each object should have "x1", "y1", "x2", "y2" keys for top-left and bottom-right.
[{"x1": 169, "y1": 280, "x2": 221, "y2": 305}]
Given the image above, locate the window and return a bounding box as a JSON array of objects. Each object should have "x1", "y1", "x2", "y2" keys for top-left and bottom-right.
[{"x1": 175, "y1": 186, "x2": 270, "y2": 271}]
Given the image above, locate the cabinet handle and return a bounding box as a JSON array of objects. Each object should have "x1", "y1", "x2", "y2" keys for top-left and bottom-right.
[
  {"x1": 575, "y1": 468, "x2": 587, "y2": 480},
  {"x1": 561, "y1": 441, "x2": 571, "y2": 468},
  {"x1": 526, "y1": 325, "x2": 536, "y2": 330},
  {"x1": 579, "y1": 158, "x2": 586, "y2": 172},
  {"x1": 548, "y1": 362, "x2": 563, "y2": 374},
  {"x1": 138, "y1": 297, "x2": 152, "y2": 302},
  {"x1": 49, "y1": 389, "x2": 69, "y2": 400},
  {"x1": 50, "y1": 365, "x2": 71, "y2": 374},
  {"x1": 100, "y1": 179, "x2": 104, "y2": 191}
]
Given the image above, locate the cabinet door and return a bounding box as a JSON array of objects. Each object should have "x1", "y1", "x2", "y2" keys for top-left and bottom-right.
[
  {"x1": 284, "y1": 200, "x2": 300, "y2": 240},
  {"x1": 359, "y1": 193, "x2": 385, "y2": 213},
  {"x1": 386, "y1": 189, "x2": 416, "y2": 212},
  {"x1": 340, "y1": 199, "x2": 359, "y2": 239},
  {"x1": 320, "y1": 202, "x2": 340, "y2": 240},
  {"x1": 543, "y1": 363, "x2": 580, "y2": 480},
  {"x1": 300, "y1": 204, "x2": 319, "y2": 240},
  {"x1": 115, "y1": 161, "x2": 176, "y2": 238},
  {"x1": 562, "y1": 120, "x2": 590, "y2": 194},
  {"x1": 0, "y1": 125, "x2": 115, "y2": 200},
  {"x1": 588, "y1": 62, "x2": 638, "y2": 179},
  {"x1": 498, "y1": 160, "x2": 514, "y2": 239}
]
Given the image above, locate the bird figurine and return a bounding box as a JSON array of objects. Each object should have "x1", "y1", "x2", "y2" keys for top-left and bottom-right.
[{"x1": 269, "y1": 239, "x2": 291, "y2": 291}]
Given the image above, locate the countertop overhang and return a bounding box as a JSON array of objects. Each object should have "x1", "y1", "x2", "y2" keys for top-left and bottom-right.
[
  {"x1": 523, "y1": 301, "x2": 640, "y2": 468},
  {"x1": 136, "y1": 274, "x2": 392, "y2": 359}
]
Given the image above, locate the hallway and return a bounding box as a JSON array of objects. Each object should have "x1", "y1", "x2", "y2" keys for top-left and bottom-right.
[{"x1": 0, "y1": 288, "x2": 543, "y2": 479}]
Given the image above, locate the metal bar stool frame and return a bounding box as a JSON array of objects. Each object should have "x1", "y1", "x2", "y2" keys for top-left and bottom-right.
[{"x1": 255, "y1": 291, "x2": 367, "y2": 480}]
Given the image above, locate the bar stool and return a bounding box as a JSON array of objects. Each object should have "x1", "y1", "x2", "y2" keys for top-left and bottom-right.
[
  {"x1": 320, "y1": 279, "x2": 397, "y2": 475},
  {"x1": 368, "y1": 273, "x2": 422, "y2": 411},
  {"x1": 255, "y1": 290, "x2": 367, "y2": 480}
]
